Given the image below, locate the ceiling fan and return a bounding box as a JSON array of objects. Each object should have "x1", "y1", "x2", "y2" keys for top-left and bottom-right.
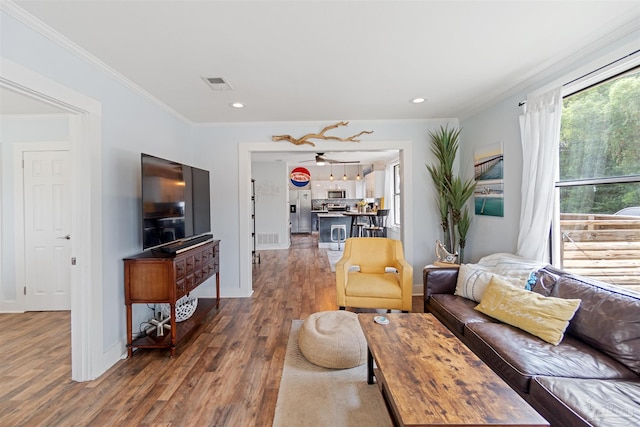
[{"x1": 303, "y1": 153, "x2": 359, "y2": 165}]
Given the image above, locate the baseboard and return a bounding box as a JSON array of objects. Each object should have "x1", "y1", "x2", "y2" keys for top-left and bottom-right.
[
  {"x1": 96, "y1": 340, "x2": 128, "y2": 381},
  {"x1": 412, "y1": 283, "x2": 424, "y2": 297},
  {"x1": 256, "y1": 243, "x2": 289, "y2": 250},
  {"x1": 0, "y1": 300, "x2": 24, "y2": 313}
]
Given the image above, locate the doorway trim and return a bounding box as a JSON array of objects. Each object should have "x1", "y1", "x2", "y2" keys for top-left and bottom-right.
[
  {"x1": 1, "y1": 58, "x2": 103, "y2": 382},
  {"x1": 238, "y1": 140, "x2": 413, "y2": 296}
]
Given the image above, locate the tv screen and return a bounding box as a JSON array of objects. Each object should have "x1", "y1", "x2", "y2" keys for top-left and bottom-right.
[{"x1": 141, "y1": 154, "x2": 211, "y2": 250}]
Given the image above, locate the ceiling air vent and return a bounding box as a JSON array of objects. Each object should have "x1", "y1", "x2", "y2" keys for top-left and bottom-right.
[{"x1": 202, "y1": 76, "x2": 233, "y2": 91}]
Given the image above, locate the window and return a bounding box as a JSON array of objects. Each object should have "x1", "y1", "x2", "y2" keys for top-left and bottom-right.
[
  {"x1": 393, "y1": 163, "x2": 401, "y2": 226},
  {"x1": 556, "y1": 66, "x2": 640, "y2": 292}
]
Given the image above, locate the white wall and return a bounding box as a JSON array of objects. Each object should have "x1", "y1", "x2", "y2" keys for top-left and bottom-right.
[
  {"x1": 459, "y1": 31, "x2": 640, "y2": 263},
  {"x1": 458, "y1": 94, "x2": 523, "y2": 261},
  {"x1": 252, "y1": 161, "x2": 289, "y2": 249},
  {"x1": 1, "y1": 8, "x2": 199, "y2": 375}
]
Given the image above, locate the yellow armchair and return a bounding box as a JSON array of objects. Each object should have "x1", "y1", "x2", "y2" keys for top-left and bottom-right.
[{"x1": 336, "y1": 237, "x2": 413, "y2": 312}]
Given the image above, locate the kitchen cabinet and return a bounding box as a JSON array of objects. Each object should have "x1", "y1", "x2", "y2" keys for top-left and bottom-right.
[
  {"x1": 310, "y1": 181, "x2": 326, "y2": 199},
  {"x1": 343, "y1": 180, "x2": 356, "y2": 198},
  {"x1": 355, "y1": 179, "x2": 366, "y2": 199},
  {"x1": 365, "y1": 171, "x2": 385, "y2": 198}
]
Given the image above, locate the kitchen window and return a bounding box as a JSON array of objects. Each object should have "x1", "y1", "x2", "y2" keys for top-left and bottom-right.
[{"x1": 555, "y1": 65, "x2": 640, "y2": 292}]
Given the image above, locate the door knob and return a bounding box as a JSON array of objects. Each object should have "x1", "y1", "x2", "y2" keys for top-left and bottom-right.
[{"x1": 57, "y1": 234, "x2": 71, "y2": 240}]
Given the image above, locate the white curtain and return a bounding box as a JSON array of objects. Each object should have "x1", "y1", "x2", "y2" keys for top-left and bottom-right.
[{"x1": 516, "y1": 88, "x2": 563, "y2": 261}]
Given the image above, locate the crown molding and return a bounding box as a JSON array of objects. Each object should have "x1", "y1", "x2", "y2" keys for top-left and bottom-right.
[
  {"x1": 1, "y1": 0, "x2": 192, "y2": 125},
  {"x1": 192, "y1": 117, "x2": 459, "y2": 129},
  {"x1": 0, "y1": 113, "x2": 70, "y2": 120}
]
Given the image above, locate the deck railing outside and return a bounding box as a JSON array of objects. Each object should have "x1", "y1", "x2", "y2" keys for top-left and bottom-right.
[{"x1": 559, "y1": 213, "x2": 640, "y2": 294}]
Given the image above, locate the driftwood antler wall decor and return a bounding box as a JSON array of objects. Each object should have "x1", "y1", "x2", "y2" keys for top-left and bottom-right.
[{"x1": 272, "y1": 121, "x2": 373, "y2": 147}]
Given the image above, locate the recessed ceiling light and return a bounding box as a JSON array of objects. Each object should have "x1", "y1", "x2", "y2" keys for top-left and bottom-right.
[
  {"x1": 411, "y1": 97, "x2": 427, "y2": 104},
  {"x1": 230, "y1": 102, "x2": 245, "y2": 109}
]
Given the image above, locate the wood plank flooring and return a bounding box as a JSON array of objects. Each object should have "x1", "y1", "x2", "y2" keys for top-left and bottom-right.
[{"x1": 0, "y1": 234, "x2": 423, "y2": 426}]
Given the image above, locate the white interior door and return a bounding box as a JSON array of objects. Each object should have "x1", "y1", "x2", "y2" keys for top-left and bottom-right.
[{"x1": 23, "y1": 150, "x2": 72, "y2": 311}]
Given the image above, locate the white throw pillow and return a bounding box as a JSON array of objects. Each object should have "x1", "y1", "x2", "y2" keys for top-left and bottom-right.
[
  {"x1": 454, "y1": 263, "x2": 525, "y2": 302},
  {"x1": 476, "y1": 253, "x2": 546, "y2": 281}
]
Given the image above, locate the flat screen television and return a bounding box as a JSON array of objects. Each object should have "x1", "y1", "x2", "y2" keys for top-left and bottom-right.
[{"x1": 141, "y1": 153, "x2": 211, "y2": 250}]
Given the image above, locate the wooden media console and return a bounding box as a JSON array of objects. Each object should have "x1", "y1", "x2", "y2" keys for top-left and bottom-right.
[{"x1": 124, "y1": 239, "x2": 220, "y2": 357}]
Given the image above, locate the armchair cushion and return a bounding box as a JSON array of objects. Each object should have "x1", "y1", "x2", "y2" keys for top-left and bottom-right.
[{"x1": 345, "y1": 272, "x2": 402, "y2": 299}]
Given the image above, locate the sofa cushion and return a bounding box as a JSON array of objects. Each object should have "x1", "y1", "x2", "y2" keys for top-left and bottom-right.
[
  {"x1": 552, "y1": 274, "x2": 640, "y2": 375},
  {"x1": 476, "y1": 253, "x2": 546, "y2": 278},
  {"x1": 427, "y1": 294, "x2": 495, "y2": 336},
  {"x1": 454, "y1": 263, "x2": 525, "y2": 302},
  {"x1": 475, "y1": 276, "x2": 581, "y2": 345},
  {"x1": 530, "y1": 377, "x2": 640, "y2": 427},
  {"x1": 464, "y1": 322, "x2": 637, "y2": 395}
]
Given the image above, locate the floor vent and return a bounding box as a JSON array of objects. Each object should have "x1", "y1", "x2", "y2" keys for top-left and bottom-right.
[{"x1": 257, "y1": 233, "x2": 279, "y2": 245}]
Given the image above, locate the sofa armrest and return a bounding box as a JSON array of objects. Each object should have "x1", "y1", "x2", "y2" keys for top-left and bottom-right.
[{"x1": 423, "y1": 267, "x2": 459, "y2": 298}]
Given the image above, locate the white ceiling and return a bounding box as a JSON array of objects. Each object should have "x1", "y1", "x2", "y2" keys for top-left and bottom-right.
[{"x1": 12, "y1": 1, "x2": 640, "y2": 124}]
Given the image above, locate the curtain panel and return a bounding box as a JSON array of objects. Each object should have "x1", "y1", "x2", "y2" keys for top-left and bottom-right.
[{"x1": 517, "y1": 88, "x2": 563, "y2": 261}]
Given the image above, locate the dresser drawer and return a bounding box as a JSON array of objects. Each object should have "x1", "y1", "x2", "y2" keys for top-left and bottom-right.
[{"x1": 175, "y1": 258, "x2": 186, "y2": 279}]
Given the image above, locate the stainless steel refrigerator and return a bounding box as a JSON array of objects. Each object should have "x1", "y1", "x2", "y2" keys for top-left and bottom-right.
[{"x1": 289, "y1": 189, "x2": 312, "y2": 233}]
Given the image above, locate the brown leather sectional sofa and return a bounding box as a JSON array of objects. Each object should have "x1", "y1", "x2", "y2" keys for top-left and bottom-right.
[{"x1": 423, "y1": 265, "x2": 640, "y2": 427}]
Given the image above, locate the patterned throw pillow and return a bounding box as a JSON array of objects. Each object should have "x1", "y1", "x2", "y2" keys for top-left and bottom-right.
[
  {"x1": 475, "y1": 276, "x2": 581, "y2": 345},
  {"x1": 454, "y1": 263, "x2": 524, "y2": 302}
]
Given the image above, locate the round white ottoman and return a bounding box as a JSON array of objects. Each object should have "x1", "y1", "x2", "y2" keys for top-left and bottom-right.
[{"x1": 298, "y1": 310, "x2": 367, "y2": 369}]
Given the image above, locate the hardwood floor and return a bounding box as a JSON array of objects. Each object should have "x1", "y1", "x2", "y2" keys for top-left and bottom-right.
[{"x1": 0, "y1": 234, "x2": 423, "y2": 426}]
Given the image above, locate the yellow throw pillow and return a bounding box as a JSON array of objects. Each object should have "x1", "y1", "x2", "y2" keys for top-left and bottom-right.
[{"x1": 475, "y1": 276, "x2": 581, "y2": 345}]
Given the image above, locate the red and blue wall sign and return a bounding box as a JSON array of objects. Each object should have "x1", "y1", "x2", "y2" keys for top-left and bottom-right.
[{"x1": 290, "y1": 167, "x2": 310, "y2": 188}]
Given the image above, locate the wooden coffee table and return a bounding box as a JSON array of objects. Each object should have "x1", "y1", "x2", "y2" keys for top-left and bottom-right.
[{"x1": 358, "y1": 313, "x2": 549, "y2": 427}]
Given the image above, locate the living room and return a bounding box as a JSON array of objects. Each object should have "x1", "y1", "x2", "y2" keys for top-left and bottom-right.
[{"x1": 1, "y1": 1, "x2": 639, "y2": 424}]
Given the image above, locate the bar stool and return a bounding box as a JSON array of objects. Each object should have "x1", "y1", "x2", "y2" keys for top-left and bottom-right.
[
  {"x1": 364, "y1": 209, "x2": 389, "y2": 237},
  {"x1": 355, "y1": 218, "x2": 369, "y2": 237},
  {"x1": 330, "y1": 224, "x2": 347, "y2": 250},
  {"x1": 349, "y1": 215, "x2": 359, "y2": 237}
]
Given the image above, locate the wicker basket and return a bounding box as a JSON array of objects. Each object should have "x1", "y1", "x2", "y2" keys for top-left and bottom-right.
[{"x1": 160, "y1": 295, "x2": 198, "y2": 322}]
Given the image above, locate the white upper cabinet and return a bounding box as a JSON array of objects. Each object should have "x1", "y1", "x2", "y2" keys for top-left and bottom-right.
[
  {"x1": 310, "y1": 180, "x2": 325, "y2": 199},
  {"x1": 343, "y1": 180, "x2": 356, "y2": 198},
  {"x1": 365, "y1": 171, "x2": 385, "y2": 198},
  {"x1": 355, "y1": 179, "x2": 366, "y2": 199}
]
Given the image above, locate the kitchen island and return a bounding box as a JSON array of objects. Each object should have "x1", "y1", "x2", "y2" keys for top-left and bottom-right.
[
  {"x1": 317, "y1": 213, "x2": 352, "y2": 249},
  {"x1": 310, "y1": 209, "x2": 328, "y2": 232}
]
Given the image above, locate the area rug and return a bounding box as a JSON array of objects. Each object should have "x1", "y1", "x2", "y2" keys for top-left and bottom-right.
[
  {"x1": 272, "y1": 321, "x2": 392, "y2": 427},
  {"x1": 326, "y1": 250, "x2": 344, "y2": 272}
]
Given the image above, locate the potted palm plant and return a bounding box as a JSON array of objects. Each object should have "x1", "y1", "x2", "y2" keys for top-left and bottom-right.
[{"x1": 427, "y1": 126, "x2": 476, "y2": 263}]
